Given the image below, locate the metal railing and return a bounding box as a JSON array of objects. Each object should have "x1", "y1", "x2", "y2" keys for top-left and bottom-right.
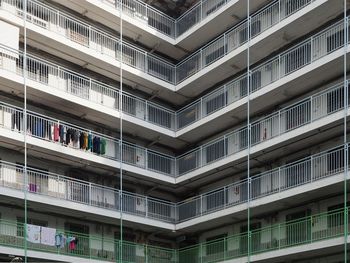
[
  {"x1": 176, "y1": 80, "x2": 349, "y2": 176},
  {"x1": 0, "y1": 12, "x2": 344, "y2": 133},
  {"x1": 0, "y1": 44, "x2": 176, "y2": 130},
  {"x1": 175, "y1": 0, "x2": 315, "y2": 83},
  {"x1": 178, "y1": 208, "x2": 347, "y2": 262},
  {"x1": 0, "y1": 208, "x2": 346, "y2": 262},
  {"x1": 0, "y1": 160, "x2": 176, "y2": 223},
  {"x1": 0, "y1": 101, "x2": 176, "y2": 176},
  {"x1": 177, "y1": 144, "x2": 347, "y2": 222},
  {"x1": 0, "y1": 219, "x2": 177, "y2": 262},
  {"x1": 176, "y1": 14, "x2": 347, "y2": 129},
  {"x1": 0, "y1": 0, "x2": 176, "y2": 84},
  {"x1": 0, "y1": 0, "x2": 319, "y2": 86},
  {"x1": 0, "y1": 78, "x2": 347, "y2": 179},
  {"x1": 0, "y1": 138, "x2": 347, "y2": 225}
]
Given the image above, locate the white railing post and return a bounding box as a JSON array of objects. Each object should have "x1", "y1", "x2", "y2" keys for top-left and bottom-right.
[
  {"x1": 310, "y1": 156, "x2": 313, "y2": 183},
  {"x1": 200, "y1": 194, "x2": 203, "y2": 216},
  {"x1": 89, "y1": 182, "x2": 92, "y2": 205},
  {"x1": 145, "y1": 149, "x2": 148, "y2": 170},
  {"x1": 310, "y1": 96, "x2": 313, "y2": 122},
  {"x1": 278, "y1": 167, "x2": 281, "y2": 192},
  {"x1": 145, "y1": 196, "x2": 148, "y2": 218}
]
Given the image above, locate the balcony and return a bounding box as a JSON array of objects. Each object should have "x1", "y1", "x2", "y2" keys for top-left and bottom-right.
[
  {"x1": 0, "y1": 12, "x2": 348, "y2": 143},
  {"x1": 0, "y1": 44, "x2": 184, "y2": 149},
  {"x1": 0, "y1": 143, "x2": 348, "y2": 229},
  {"x1": 175, "y1": 0, "x2": 340, "y2": 98},
  {"x1": 0, "y1": 0, "x2": 337, "y2": 103},
  {"x1": 0, "y1": 161, "x2": 176, "y2": 226},
  {"x1": 178, "y1": 207, "x2": 348, "y2": 263},
  {"x1": 0, "y1": 219, "x2": 177, "y2": 262},
  {"x1": 0, "y1": 77, "x2": 348, "y2": 182},
  {"x1": 0, "y1": 101, "x2": 177, "y2": 182},
  {"x1": 0, "y1": 208, "x2": 347, "y2": 262},
  {"x1": 175, "y1": 80, "x2": 350, "y2": 181},
  {"x1": 176, "y1": 16, "x2": 350, "y2": 140},
  {"x1": 0, "y1": 0, "x2": 181, "y2": 102}
]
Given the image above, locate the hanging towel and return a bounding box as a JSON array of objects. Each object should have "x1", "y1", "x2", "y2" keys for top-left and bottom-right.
[
  {"x1": 41, "y1": 226, "x2": 56, "y2": 246},
  {"x1": 79, "y1": 132, "x2": 85, "y2": 149},
  {"x1": 87, "y1": 134, "x2": 92, "y2": 150},
  {"x1": 83, "y1": 133, "x2": 88, "y2": 149},
  {"x1": 100, "y1": 138, "x2": 106, "y2": 155},
  {"x1": 26, "y1": 224, "x2": 41, "y2": 244},
  {"x1": 54, "y1": 124, "x2": 59, "y2": 141}
]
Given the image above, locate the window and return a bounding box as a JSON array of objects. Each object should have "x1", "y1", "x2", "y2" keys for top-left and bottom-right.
[
  {"x1": 239, "y1": 20, "x2": 261, "y2": 44},
  {"x1": 284, "y1": 43, "x2": 311, "y2": 74},
  {"x1": 240, "y1": 223, "x2": 261, "y2": 253},
  {"x1": 327, "y1": 85, "x2": 350, "y2": 114},
  {"x1": 285, "y1": 101, "x2": 311, "y2": 131},
  {"x1": 285, "y1": 157, "x2": 311, "y2": 188},
  {"x1": 206, "y1": 234, "x2": 227, "y2": 256},
  {"x1": 205, "y1": 138, "x2": 226, "y2": 163},
  {"x1": 285, "y1": 210, "x2": 311, "y2": 245},
  {"x1": 205, "y1": 45, "x2": 226, "y2": 65},
  {"x1": 206, "y1": 92, "x2": 227, "y2": 115},
  {"x1": 328, "y1": 204, "x2": 348, "y2": 229},
  {"x1": 178, "y1": 152, "x2": 198, "y2": 175},
  {"x1": 205, "y1": 189, "x2": 227, "y2": 211},
  {"x1": 284, "y1": 0, "x2": 311, "y2": 16}
]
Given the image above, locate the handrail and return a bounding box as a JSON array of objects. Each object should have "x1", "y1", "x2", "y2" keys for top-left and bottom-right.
[
  {"x1": 0, "y1": 101, "x2": 177, "y2": 176},
  {"x1": 0, "y1": 207, "x2": 346, "y2": 262},
  {"x1": 0, "y1": 0, "x2": 318, "y2": 86},
  {"x1": 0, "y1": 135, "x2": 347, "y2": 224}
]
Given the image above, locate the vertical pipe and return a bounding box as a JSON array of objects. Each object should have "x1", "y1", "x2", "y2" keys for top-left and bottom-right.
[
  {"x1": 344, "y1": 0, "x2": 348, "y2": 260},
  {"x1": 24, "y1": 0, "x2": 28, "y2": 262},
  {"x1": 118, "y1": 0, "x2": 124, "y2": 262},
  {"x1": 247, "y1": 0, "x2": 251, "y2": 261}
]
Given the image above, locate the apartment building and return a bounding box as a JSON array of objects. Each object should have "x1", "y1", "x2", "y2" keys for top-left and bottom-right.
[{"x1": 0, "y1": 0, "x2": 349, "y2": 262}]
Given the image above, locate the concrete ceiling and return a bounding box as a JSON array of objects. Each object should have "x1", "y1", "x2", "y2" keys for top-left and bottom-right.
[{"x1": 144, "y1": 0, "x2": 198, "y2": 18}]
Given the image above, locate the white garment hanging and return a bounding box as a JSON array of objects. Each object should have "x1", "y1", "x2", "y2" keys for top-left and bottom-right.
[
  {"x1": 26, "y1": 224, "x2": 41, "y2": 244},
  {"x1": 41, "y1": 226, "x2": 56, "y2": 246}
]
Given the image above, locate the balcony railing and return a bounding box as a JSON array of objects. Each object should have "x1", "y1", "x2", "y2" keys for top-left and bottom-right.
[
  {"x1": 0, "y1": 0, "x2": 176, "y2": 84},
  {"x1": 0, "y1": 78, "x2": 347, "y2": 179},
  {"x1": 0, "y1": 208, "x2": 347, "y2": 262},
  {"x1": 177, "y1": 144, "x2": 347, "y2": 222},
  {"x1": 0, "y1": 44, "x2": 177, "y2": 130},
  {"x1": 0, "y1": 101, "x2": 176, "y2": 176},
  {"x1": 0, "y1": 0, "x2": 319, "y2": 86},
  {"x1": 178, "y1": 208, "x2": 347, "y2": 263},
  {"x1": 176, "y1": 79, "x2": 349, "y2": 176},
  {"x1": 175, "y1": 0, "x2": 315, "y2": 83},
  {"x1": 0, "y1": 137, "x2": 347, "y2": 225},
  {"x1": 0, "y1": 13, "x2": 345, "y2": 136},
  {"x1": 176, "y1": 16, "x2": 348, "y2": 129},
  {"x1": 0, "y1": 161, "x2": 176, "y2": 223},
  {"x1": 0, "y1": 219, "x2": 177, "y2": 262}
]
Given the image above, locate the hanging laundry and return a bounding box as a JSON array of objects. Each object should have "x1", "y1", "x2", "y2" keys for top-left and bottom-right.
[
  {"x1": 66, "y1": 128, "x2": 73, "y2": 145},
  {"x1": 55, "y1": 233, "x2": 66, "y2": 248},
  {"x1": 72, "y1": 130, "x2": 80, "y2": 148},
  {"x1": 87, "y1": 133, "x2": 92, "y2": 151},
  {"x1": 83, "y1": 133, "x2": 88, "y2": 149},
  {"x1": 54, "y1": 124, "x2": 59, "y2": 141},
  {"x1": 41, "y1": 226, "x2": 56, "y2": 246},
  {"x1": 100, "y1": 138, "x2": 106, "y2": 155},
  {"x1": 79, "y1": 132, "x2": 85, "y2": 149},
  {"x1": 67, "y1": 236, "x2": 77, "y2": 250},
  {"x1": 26, "y1": 224, "x2": 41, "y2": 244},
  {"x1": 93, "y1": 136, "x2": 101, "y2": 154}
]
